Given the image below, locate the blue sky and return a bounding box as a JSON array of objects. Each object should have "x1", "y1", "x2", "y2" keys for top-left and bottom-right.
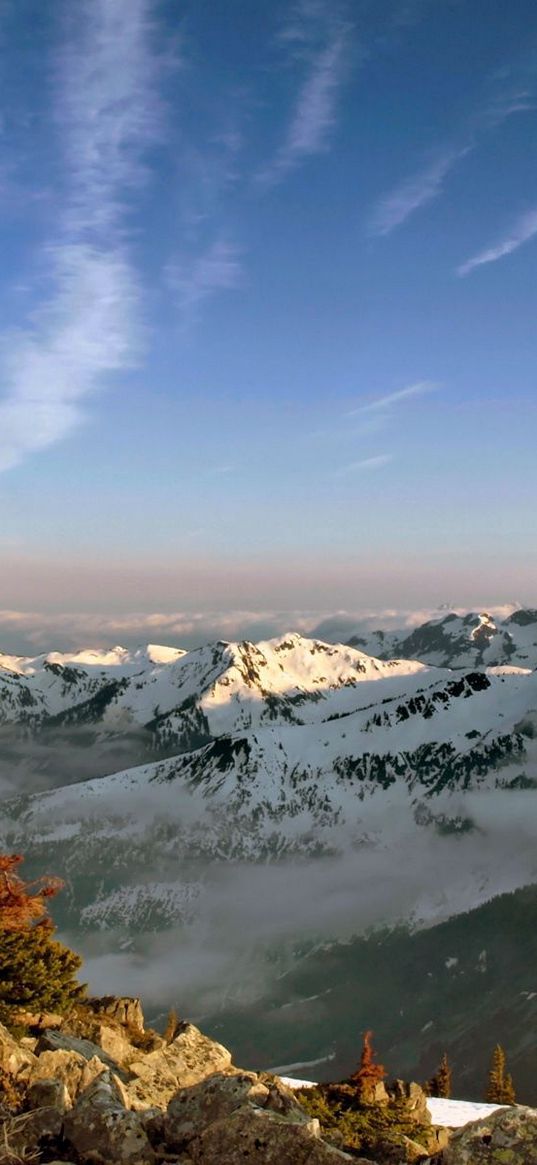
[{"x1": 0, "y1": 0, "x2": 536, "y2": 642}]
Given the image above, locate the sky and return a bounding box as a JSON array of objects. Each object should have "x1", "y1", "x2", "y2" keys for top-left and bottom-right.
[{"x1": 0, "y1": 0, "x2": 537, "y2": 647}]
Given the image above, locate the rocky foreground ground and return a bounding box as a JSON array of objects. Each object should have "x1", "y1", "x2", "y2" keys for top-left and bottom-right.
[{"x1": 0, "y1": 997, "x2": 536, "y2": 1164}]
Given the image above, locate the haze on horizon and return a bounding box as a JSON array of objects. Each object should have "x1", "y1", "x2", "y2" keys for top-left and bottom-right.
[{"x1": 0, "y1": 0, "x2": 536, "y2": 625}]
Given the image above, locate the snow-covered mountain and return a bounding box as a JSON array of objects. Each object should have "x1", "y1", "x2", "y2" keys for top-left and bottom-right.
[
  {"x1": 1, "y1": 631, "x2": 537, "y2": 952},
  {"x1": 0, "y1": 633, "x2": 433, "y2": 794},
  {"x1": 0, "y1": 633, "x2": 426, "y2": 737},
  {"x1": 2, "y1": 624, "x2": 536, "y2": 1092},
  {"x1": 346, "y1": 608, "x2": 537, "y2": 670}
]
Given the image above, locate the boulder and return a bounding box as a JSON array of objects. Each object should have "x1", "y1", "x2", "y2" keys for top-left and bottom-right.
[
  {"x1": 165, "y1": 1071, "x2": 271, "y2": 1148},
  {"x1": 36, "y1": 1028, "x2": 127, "y2": 1076},
  {"x1": 0, "y1": 1021, "x2": 36, "y2": 1079},
  {"x1": 29, "y1": 1047, "x2": 111, "y2": 1103},
  {"x1": 441, "y1": 1104, "x2": 537, "y2": 1163},
  {"x1": 127, "y1": 1023, "x2": 233, "y2": 1111},
  {"x1": 390, "y1": 1079, "x2": 431, "y2": 1124},
  {"x1": 63, "y1": 1070, "x2": 156, "y2": 1165},
  {"x1": 189, "y1": 1106, "x2": 354, "y2": 1163},
  {"x1": 13, "y1": 1010, "x2": 64, "y2": 1029},
  {"x1": 125, "y1": 1057, "x2": 182, "y2": 1112},
  {"x1": 86, "y1": 996, "x2": 145, "y2": 1033},
  {"x1": 0, "y1": 1106, "x2": 63, "y2": 1160},
  {"x1": 27, "y1": 1076, "x2": 71, "y2": 1112},
  {"x1": 89, "y1": 1020, "x2": 138, "y2": 1065}
]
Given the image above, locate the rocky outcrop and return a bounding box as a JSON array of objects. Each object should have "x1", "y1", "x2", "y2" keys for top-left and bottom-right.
[
  {"x1": 36, "y1": 1027, "x2": 130, "y2": 1077},
  {"x1": 390, "y1": 1079, "x2": 430, "y2": 1124},
  {"x1": 164, "y1": 1069, "x2": 271, "y2": 1148},
  {"x1": 439, "y1": 1104, "x2": 537, "y2": 1163},
  {"x1": 27, "y1": 1077, "x2": 71, "y2": 1112},
  {"x1": 28, "y1": 1047, "x2": 112, "y2": 1104},
  {"x1": 86, "y1": 995, "x2": 145, "y2": 1032},
  {"x1": 7, "y1": 994, "x2": 535, "y2": 1165},
  {"x1": 126, "y1": 1022, "x2": 233, "y2": 1110},
  {"x1": 63, "y1": 1071, "x2": 156, "y2": 1165},
  {"x1": 190, "y1": 1106, "x2": 353, "y2": 1163},
  {"x1": 0, "y1": 1021, "x2": 36, "y2": 1079},
  {"x1": 0, "y1": 1001, "x2": 357, "y2": 1164}
]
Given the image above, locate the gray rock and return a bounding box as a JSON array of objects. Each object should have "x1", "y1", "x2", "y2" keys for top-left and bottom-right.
[
  {"x1": 165, "y1": 1071, "x2": 270, "y2": 1149},
  {"x1": 189, "y1": 1106, "x2": 354, "y2": 1163},
  {"x1": 29, "y1": 1047, "x2": 111, "y2": 1104},
  {"x1": 441, "y1": 1104, "x2": 537, "y2": 1163},
  {"x1": 0, "y1": 1106, "x2": 63, "y2": 1160},
  {"x1": 63, "y1": 1070, "x2": 155, "y2": 1165},
  {"x1": 0, "y1": 1020, "x2": 37, "y2": 1079},
  {"x1": 36, "y1": 1028, "x2": 127, "y2": 1076},
  {"x1": 27, "y1": 1076, "x2": 71, "y2": 1112},
  {"x1": 261, "y1": 1073, "x2": 314, "y2": 1117},
  {"x1": 126, "y1": 1023, "x2": 233, "y2": 1111},
  {"x1": 390, "y1": 1079, "x2": 431, "y2": 1124},
  {"x1": 86, "y1": 996, "x2": 145, "y2": 1032}
]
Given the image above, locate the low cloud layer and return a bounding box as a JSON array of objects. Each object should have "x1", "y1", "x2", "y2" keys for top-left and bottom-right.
[
  {"x1": 0, "y1": 603, "x2": 524, "y2": 656},
  {"x1": 75, "y1": 787, "x2": 537, "y2": 1018}
]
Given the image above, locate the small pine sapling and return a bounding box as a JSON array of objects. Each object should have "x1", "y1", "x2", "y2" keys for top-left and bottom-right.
[{"x1": 350, "y1": 1030, "x2": 387, "y2": 1103}]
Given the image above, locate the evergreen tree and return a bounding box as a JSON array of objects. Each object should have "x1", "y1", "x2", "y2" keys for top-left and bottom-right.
[
  {"x1": 428, "y1": 1052, "x2": 452, "y2": 1098},
  {"x1": 485, "y1": 1044, "x2": 516, "y2": 1104},
  {"x1": 0, "y1": 854, "x2": 62, "y2": 930},
  {"x1": 350, "y1": 1031, "x2": 387, "y2": 1103},
  {"x1": 502, "y1": 1072, "x2": 516, "y2": 1106},
  {"x1": 0, "y1": 854, "x2": 84, "y2": 1024}
]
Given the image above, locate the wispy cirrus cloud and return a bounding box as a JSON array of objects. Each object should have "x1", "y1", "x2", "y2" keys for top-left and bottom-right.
[
  {"x1": 0, "y1": 0, "x2": 163, "y2": 473},
  {"x1": 257, "y1": 3, "x2": 349, "y2": 186},
  {"x1": 367, "y1": 145, "x2": 470, "y2": 237},
  {"x1": 167, "y1": 240, "x2": 243, "y2": 329},
  {"x1": 368, "y1": 72, "x2": 535, "y2": 238},
  {"x1": 457, "y1": 207, "x2": 537, "y2": 277},
  {"x1": 348, "y1": 380, "x2": 437, "y2": 415},
  {"x1": 335, "y1": 454, "x2": 393, "y2": 476}
]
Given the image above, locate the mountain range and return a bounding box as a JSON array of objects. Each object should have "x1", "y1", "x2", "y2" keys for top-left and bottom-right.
[
  {"x1": 343, "y1": 608, "x2": 537, "y2": 670},
  {"x1": 1, "y1": 607, "x2": 537, "y2": 1093}
]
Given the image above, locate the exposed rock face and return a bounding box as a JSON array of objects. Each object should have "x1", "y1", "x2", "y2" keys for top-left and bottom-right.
[
  {"x1": 0, "y1": 1021, "x2": 36, "y2": 1078},
  {"x1": 63, "y1": 1071, "x2": 156, "y2": 1165},
  {"x1": 86, "y1": 995, "x2": 145, "y2": 1032},
  {"x1": 165, "y1": 1070, "x2": 270, "y2": 1148},
  {"x1": 390, "y1": 1079, "x2": 431, "y2": 1124},
  {"x1": 440, "y1": 1104, "x2": 537, "y2": 1163},
  {"x1": 8, "y1": 993, "x2": 536, "y2": 1165},
  {"x1": 36, "y1": 1028, "x2": 128, "y2": 1076},
  {"x1": 27, "y1": 1077, "x2": 71, "y2": 1112},
  {"x1": 0, "y1": 998, "x2": 360, "y2": 1163},
  {"x1": 190, "y1": 1105, "x2": 353, "y2": 1163},
  {"x1": 126, "y1": 1022, "x2": 233, "y2": 1110},
  {"x1": 29, "y1": 1047, "x2": 112, "y2": 1103}
]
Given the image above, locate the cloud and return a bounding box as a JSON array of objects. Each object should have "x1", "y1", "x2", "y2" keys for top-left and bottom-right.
[
  {"x1": 0, "y1": 601, "x2": 525, "y2": 657},
  {"x1": 367, "y1": 146, "x2": 470, "y2": 237},
  {"x1": 280, "y1": 33, "x2": 345, "y2": 161},
  {"x1": 335, "y1": 454, "x2": 393, "y2": 475},
  {"x1": 42, "y1": 786, "x2": 537, "y2": 1018},
  {"x1": 348, "y1": 379, "x2": 437, "y2": 415},
  {"x1": 367, "y1": 71, "x2": 536, "y2": 237},
  {"x1": 0, "y1": 246, "x2": 139, "y2": 471},
  {"x1": 0, "y1": 0, "x2": 162, "y2": 472},
  {"x1": 457, "y1": 207, "x2": 537, "y2": 276},
  {"x1": 167, "y1": 240, "x2": 243, "y2": 329},
  {"x1": 258, "y1": 4, "x2": 348, "y2": 185}
]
